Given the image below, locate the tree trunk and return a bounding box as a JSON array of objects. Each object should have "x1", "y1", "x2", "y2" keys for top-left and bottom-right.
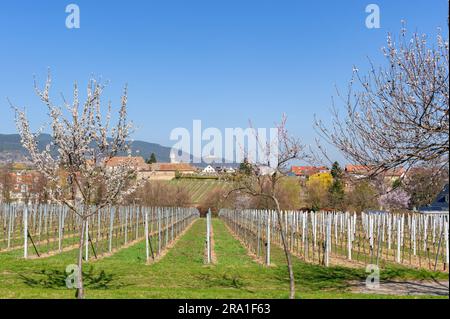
[
  {"x1": 272, "y1": 197, "x2": 295, "y2": 299},
  {"x1": 76, "y1": 218, "x2": 85, "y2": 299}
]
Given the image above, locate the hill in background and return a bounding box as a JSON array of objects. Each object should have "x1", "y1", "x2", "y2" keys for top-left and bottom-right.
[
  {"x1": 0, "y1": 133, "x2": 240, "y2": 167},
  {"x1": 0, "y1": 133, "x2": 172, "y2": 164}
]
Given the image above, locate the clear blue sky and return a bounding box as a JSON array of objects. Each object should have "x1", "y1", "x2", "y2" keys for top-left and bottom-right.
[{"x1": 0, "y1": 0, "x2": 447, "y2": 163}]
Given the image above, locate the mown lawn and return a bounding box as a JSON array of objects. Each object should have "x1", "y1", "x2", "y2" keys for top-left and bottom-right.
[{"x1": 0, "y1": 219, "x2": 447, "y2": 299}]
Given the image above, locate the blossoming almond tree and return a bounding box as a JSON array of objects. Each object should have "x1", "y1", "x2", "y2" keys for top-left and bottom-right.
[
  {"x1": 12, "y1": 73, "x2": 141, "y2": 299},
  {"x1": 229, "y1": 115, "x2": 310, "y2": 299},
  {"x1": 315, "y1": 25, "x2": 449, "y2": 179}
]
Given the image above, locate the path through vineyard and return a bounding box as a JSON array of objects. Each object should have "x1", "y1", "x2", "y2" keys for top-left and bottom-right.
[{"x1": 0, "y1": 219, "x2": 448, "y2": 298}]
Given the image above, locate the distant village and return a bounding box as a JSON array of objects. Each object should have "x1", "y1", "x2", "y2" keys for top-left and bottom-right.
[{"x1": 1, "y1": 151, "x2": 448, "y2": 214}]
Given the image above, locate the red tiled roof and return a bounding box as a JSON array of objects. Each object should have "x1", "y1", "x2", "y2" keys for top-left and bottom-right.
[
  {"x1": 345, "y1": 165, "x2": 372, "y2": 173},
  {"x1": 291, "y1": 166, "x2": 328, "y2": 177}
]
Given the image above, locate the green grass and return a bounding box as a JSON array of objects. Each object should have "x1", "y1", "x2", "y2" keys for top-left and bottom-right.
[{"x1": 0, "y1": 219, "x2": 448, "y2": 299}]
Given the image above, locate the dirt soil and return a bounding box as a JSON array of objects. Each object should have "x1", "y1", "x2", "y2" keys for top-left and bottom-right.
[{"x1": 349, "y1": 279, "x2": 449, "y2": 296}]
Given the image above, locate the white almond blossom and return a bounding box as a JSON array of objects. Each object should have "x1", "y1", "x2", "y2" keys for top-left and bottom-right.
[
  {"x1": 315, "y1": 26, "x2": 449, "y2": 178},
  {"x1": 12, "y1": 72, "x2": 143, "y2": 299}
]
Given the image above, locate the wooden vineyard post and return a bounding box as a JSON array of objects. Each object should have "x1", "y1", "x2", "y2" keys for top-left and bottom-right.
[
  {"x1": 412, "y1": 215, "x2": 416, "y2": 256},
  {"x1": 325, "y1": 213, "x2": 330, "y2": 267},
  {"x1": 124, "y1": 207, "x2": 128, "y2": 245},
  {"x1": 396, "y1": 217, "x2": 401, "y2": 263},
  {"x1": 401, "y1": 214, "x2": 405, "y2": 263},
  {"x1": 313, "y1": 213, "x2": 317, "y2": 260},
  {"x1": 387, "y1": 213, "x2": 392, "y2": 256},
  {"x1": 206, "y1": 209, "x2": 212, "y2": 264},
  {"x1": 334, "y1": 213, "x2": 338, "y2": 255},
  {"x1": 175, "y1": 209, "x2": 178, "y2": 237},
  {"x1": 58, "y1": 207, "x2": 62, "y2": 253},
  {"x1": 158, "y1": 208, "x2": 161, "y2": 255},
  {"x1": 266, "y1": 213, "x2": 271, "y2": 266},
  {"x1": 347, "y1": 215, "x2": 352, "y2": 260},
  {"x1": 85, "y1": 218, "x2": 89, "y2": 262},
  {"x1": 97, "y1": 209, "x2": 101, "y2": 256},
  {"x1": 369, "y1": 214, "x2": 374, "y2": 264},
  {"x1": 256, "y1": 211, "x2": 261, "y2": 257},
  {"x1": 423, "y1": 216, "x2": 428, "y2": 254},
  {"x1": 44, "y1": 206, "x2": 49, "y2": 253},
  {"x1": 150, "y1": 208, "x2": 153, "y2": 239},
  {"x1": 445, "y1": 218, "x2": 449, "y2": 270},
  {"x1": 171, "y1": 209, "x2": 174, "y2": 243},
  {"x1": 290, "y1": 213, "x2": 294, "y2": 253},
  {"x1": 109, "y1": 207, "x2": 114, "y2": 253},
  {"x1": 284, "y1": 211, "x2": 288, "y2": 252},
  {"x1": 7, "y1": 205, "x2": 12, "y2": 249},
  {"x1": 305, "y1": 212, "x2": 309, "y2": 260},
  {"x1": 136, "y1": 206, "x2": 139, "y2": 241},
  {"x1": 49, "y1": 207, "x2": 53, "y2": 252},
  {"x1": 376, "y1": 217, "x2": 382, "y2": 266},
  {"x1": 302, "y1": 212, "x2": 306, "y2": 259},
  {"x1": 24, "y1": 205, "x2": 28, "y2": 259},
  {"x1": 165, "y1": 209, "x2": 169, "y2": 247},
  {"x1": 145, "y1": 208, "x2": 149, "y2": 262},
  {"x1": 418, "y1": 215, "x2": 423, "y2": 268}
]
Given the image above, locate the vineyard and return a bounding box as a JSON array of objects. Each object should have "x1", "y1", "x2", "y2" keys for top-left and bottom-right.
[
  {"x1": 169, "y1": 179, "x2": 230, "y2": 203},
  {"x1": 0, "y1": 203, "x2": 198, "y2": 261},
  {"x1": 220, "y1": 209, "x2": 449, "y2": 271},
  {"x1": 0, "y1": 203, "x2": 448, "y2": 299}
]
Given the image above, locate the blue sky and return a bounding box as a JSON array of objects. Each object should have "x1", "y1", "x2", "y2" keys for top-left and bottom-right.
[{"x1": 0, "y1": 0, "x2": 447, "y2": 163}]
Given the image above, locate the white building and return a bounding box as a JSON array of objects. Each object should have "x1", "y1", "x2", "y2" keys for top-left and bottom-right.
[
  {"x1": 225, "y1": 167, "x2": 236, "y2": 174},
  {"x1": 202, "y1": 165, "x2": 216, "y2": 174}
]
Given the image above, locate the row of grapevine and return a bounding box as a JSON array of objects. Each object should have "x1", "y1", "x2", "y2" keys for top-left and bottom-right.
[
  {"x1": 219, "y1": 209, "x2": 449, "y2": 271},
  {"x1": 0, "y1": 203, "x2": 199, "y2": 261},
  {"x1": 170, "y1": 179, "x2": 229, "y2": 203}
]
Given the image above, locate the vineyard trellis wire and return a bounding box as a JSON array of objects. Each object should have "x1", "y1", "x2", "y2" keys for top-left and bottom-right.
[
  {"x1": 219, "y1": 209, "x2": 449, "y2": 271},
  {"x1": 0, "y1": 203, "x2": 199, "y2": 262}
]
